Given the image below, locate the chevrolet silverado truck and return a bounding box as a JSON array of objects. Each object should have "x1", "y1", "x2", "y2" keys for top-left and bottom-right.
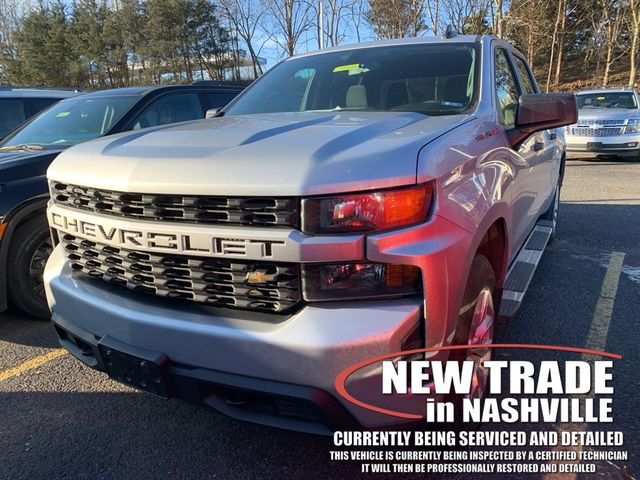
[{"x1": 44, "y1": 35, "x2": 577, "y2": 434}]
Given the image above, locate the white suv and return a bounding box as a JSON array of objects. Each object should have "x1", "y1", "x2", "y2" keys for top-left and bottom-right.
[{"x1": 566, "y1": 88, "x2": 640, "y2": 159}]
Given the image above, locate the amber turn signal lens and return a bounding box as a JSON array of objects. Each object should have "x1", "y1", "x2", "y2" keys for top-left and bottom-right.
[{"x1": 302, "y1": 263, "x2": 420, "y2": 301}]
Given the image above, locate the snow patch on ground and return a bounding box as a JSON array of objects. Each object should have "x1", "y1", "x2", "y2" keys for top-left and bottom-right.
[{"x1": 570, "y1": 253, "x2": 640, "y2": 285}]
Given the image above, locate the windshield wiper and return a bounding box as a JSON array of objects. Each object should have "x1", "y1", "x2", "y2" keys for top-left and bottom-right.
[{"x1": 0, "y1": 144, "x2": 45, "y2": 152}]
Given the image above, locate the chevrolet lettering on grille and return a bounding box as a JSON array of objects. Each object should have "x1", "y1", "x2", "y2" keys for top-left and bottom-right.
[{"x1": 49, "y1": 210, "x2": 286, "y2": 259}]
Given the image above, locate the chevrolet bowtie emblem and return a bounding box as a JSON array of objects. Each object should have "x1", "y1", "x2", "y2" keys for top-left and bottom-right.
[{"x1": 246, "y1": 270, "x2": 276, "y2": 284}]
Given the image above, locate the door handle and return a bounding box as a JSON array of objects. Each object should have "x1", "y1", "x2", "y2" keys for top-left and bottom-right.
[
  {"x1": 549, "y1": 132, "x2": 557, "y2": 140},
  {"x1": 533, "y1": 142, "x2": 545, "y2": 151}
]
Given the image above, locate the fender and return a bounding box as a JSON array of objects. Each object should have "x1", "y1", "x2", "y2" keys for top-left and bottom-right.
[
  {"x1": 0, "y1": 195, "x2": 49, "y2": 313},
  {"x1": 444, "y1": 203, "x2": 510, "y2": 351}
]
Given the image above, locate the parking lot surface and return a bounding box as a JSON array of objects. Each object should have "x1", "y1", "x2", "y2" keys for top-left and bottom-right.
[{"x1": 1, "y1": 159, "x2": 639, "y2": 480}]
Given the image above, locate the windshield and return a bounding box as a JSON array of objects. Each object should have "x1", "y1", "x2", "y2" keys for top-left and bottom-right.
[
  {"x1": 1, "y1": 95, "x2": 138, "y2": 148},
  {"x1": 226, "y1": 43, "x2": 479, "y2": 117},
  {"x1": 576, "y1": 92, "x2": 638, "y2": 110}
]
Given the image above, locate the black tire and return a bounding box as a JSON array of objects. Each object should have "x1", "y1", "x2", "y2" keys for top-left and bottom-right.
[
  {"x1": 7, "y1": 216, "x2": 52, "y2": 319},
  {"x1": 446, "y1": 254, "x2": 496, "y2": 423}
]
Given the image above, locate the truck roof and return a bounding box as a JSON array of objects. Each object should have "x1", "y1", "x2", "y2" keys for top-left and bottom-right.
[
  {"x1": 290, "y1": 34, "x2": 519, "y2": 60},
  {"x1": 0, "y1": 87, "x2": 80, "y2": 98}
]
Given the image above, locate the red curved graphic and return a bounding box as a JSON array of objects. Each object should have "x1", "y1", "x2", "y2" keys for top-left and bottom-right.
[{"x1": 334, "y1": 343, "x2": 623, "y2": 420}]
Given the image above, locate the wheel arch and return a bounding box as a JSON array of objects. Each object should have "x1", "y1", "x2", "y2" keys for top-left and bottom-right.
[
  {"x1": 476, "y1": 217, "x2": 508, "y2": 291},
  {"x1": 448, "y1": 212, "x2": 509, "y2": 345}
]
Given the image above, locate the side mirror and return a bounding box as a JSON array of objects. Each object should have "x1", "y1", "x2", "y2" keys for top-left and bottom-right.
[
  {"x1": 508, "y1": 93, "x2": 577, "y2": 148},
  {"x1": 205, "y1": 108, "x2": 222, "y2": 119}
]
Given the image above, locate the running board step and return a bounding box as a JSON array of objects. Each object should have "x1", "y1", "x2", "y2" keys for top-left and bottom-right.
[{"x1": 498, "y1": 222, "x2": 554, "y2": 322}]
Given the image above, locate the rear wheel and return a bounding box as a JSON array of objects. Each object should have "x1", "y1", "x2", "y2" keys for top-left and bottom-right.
[
  {"x1": 446, "y1": 254, "x2": 496, "y2": 419},
  {"x1": 7, "y1": 216, "x2": 52, "y2": 319}
]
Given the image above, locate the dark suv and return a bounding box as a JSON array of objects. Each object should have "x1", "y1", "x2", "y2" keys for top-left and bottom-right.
[
  {"x1": 0, "y1": 83, "x2": 245, "y2": 319},
  {"x1": 0, "y1": 87, "x2": 79, "y2": 138}
]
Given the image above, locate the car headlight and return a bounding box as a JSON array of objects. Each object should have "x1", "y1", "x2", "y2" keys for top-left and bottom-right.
[
  {"x1": 626, "y1": 119, "x2": 640, "y2": 134},
  {"x1": 302, "y1": 263, "x2": 421, "y2": 301},
  {"x1": 301, "y1": 183, "x2": 434, "y2": 234}
]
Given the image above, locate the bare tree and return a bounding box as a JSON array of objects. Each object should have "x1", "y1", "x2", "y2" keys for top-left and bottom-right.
[
  {"x1": 425, "y1": 0, "x2": 441, "y2": 34},
  {"x1": 552, "y1": 0, "x2": 573, "y2": 88},
  {"x1": 494, "y1": 0, "x2": 504, "y2": 37},
  {"x1": 545, "y1": 0, "x2": 564, "y2": 91},
  {"x1": 441, "y1": 0, "x2": 490, "y2": 35},
  {"x1": 506, "y1": 0, "x2": 550, "y2": 72},
  {"x1": 317, "y1": 0, "x2": 360, "y2": 47},
  {"x1": 220, "y1": 0, "x2": 266, "y2": 77},
  {"x1": 599, "y1": 0, "x2": 627, "y2": 86},
  {"x1": 350, "y1": 0, "x2": 367, "y2": 41},
  {"x1": 262, "y1": 0, "x2": 315, "y2": 57},
  {"x1": 629, "y1": 0, "x2": 640, "y2": 86}
]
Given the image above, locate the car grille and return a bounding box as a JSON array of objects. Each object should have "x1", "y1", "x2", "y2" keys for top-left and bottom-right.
[
  {"x1": 570, "y1": 126, "x2": 624, "y2": 137},
  {"x1": 587, "y1": 119, "x2": 624, "y2": 126},
  {"x1": 571, "y1": 119, "x2": 626, "y2": 137},
  {"x1": 50, "y1": 182, "x2": 299, "y2": 228},
  {"x1": 61, "y1": 234, "x2": 302, "y2": 314}
]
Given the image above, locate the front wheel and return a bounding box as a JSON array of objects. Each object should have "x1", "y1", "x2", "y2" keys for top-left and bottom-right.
[
  {"x1": 7, "y1": 216, "x2": 52, "y2": 319},
  {"x1": 446, "y1": 254, "x2": 496, "y2": 419}
]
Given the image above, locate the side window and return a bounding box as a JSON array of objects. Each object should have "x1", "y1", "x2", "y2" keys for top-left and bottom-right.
[
  {"x1": 513, "y1": 56, "x2": 537, "y2": 94},
  {"x1": 0, "y1": 99, "x2": 27, "y2": 138},
  {"x1": 231, "y1": 67, "x2": 315, "y2": 114},
  {"x1": 204, "y1": 92, "x2": 239, "y2": 109},
  {"x1": 131, "y1": 93, "x2": 203, "y2": 130},
  {"x1": 29, "y1": 97, "x2": 60, "y2": 116},
  {"x1": 494, "y1": 49, "x2": 520, "y2": 127}
]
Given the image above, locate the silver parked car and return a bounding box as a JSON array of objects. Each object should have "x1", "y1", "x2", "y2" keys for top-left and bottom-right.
[{"x1": 565, "y1": 87, "x2": 640, "y2": 159}]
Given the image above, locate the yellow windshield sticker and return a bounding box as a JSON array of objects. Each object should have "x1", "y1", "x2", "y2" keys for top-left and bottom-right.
[
  {"x1": 597, "y1": 96, "x2": 605, "y2": 101},
  {"x1": 56, "y1": 112, "x2": 70, "y2": 117},
  {"x1": 332, "y1": 64, "x2": 369, "y2": 75},
  {"x1": 333, "y1": 64, "x2": 361, "y2": 73}
]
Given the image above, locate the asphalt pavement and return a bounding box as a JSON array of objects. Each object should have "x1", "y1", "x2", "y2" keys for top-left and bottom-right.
[{"x1": 1, "y1": 159, "x2": 639, "y2": 480}]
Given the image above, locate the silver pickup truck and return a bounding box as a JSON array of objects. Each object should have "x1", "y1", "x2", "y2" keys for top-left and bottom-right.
[{"x1": 44, "y1": 35, "x2": 576, "y2": 434}]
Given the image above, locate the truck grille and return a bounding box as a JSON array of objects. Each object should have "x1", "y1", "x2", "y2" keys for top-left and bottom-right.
[
  {"x1": 50, "y1": 182, "x2": 299, "y2": 228},
  {"x1": 61, "y1": 234, "x2": 302, "y2": 314}
]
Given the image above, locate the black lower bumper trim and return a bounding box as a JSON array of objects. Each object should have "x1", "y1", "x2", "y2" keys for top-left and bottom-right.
[{"x1": 52, "y1": 319, "x2": 359, "y2": 435}]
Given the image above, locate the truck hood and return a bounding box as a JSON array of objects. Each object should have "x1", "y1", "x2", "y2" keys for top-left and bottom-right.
[
  {"x1": 577, "y1": 108, "x2": 640, "y2": 123},
  {"x1": 48, "y1": 111, "x2": 472, "y2": 196}
]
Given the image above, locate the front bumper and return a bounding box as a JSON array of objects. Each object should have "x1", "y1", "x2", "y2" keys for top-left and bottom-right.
[
  {"x1": 46, "y1": 244, "x2": 427, "y2": 432},
  {"x1": 565, "y1": 132, "x2": 640, "y2": 158},
  {"x1": 44, "y1": 212, "x2": 474, "y2": 432}
]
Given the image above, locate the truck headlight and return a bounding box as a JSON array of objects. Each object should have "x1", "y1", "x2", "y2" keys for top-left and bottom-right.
[
  {"x1": 302, "y1": 263, "x2": 420, "y2": 301},
  {"x1": 301, "y1": 183, "x2": 434, "y2": 234},
  {"x1": 626, "y1": 119, "x2": 640, "y2": 134}
]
